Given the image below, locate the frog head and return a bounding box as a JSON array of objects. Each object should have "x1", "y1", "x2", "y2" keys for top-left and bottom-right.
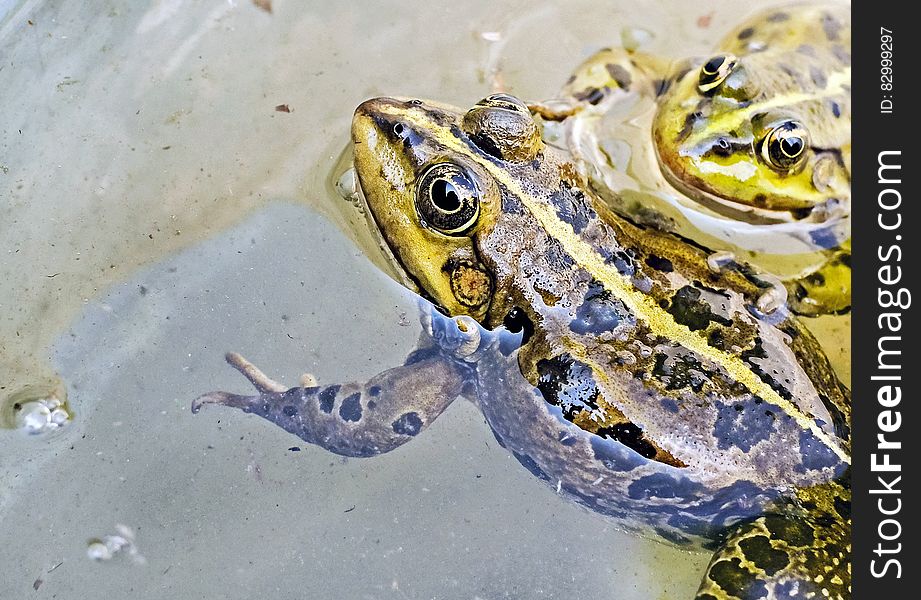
[
  {"x1": 351, "y1": 94, "x2": 544, "y2": 320},
  {"x1": 652, "y1": 52, "x2": 850, "y2": 224}
]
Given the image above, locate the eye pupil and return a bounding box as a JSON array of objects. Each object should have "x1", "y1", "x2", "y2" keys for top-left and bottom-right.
[
  {"x1": 432, "y1": 179, "x2": 461, "y2": 212},
  {"x1": 416, "y1": 163, "x2": 480, "y2": 235},
  {"x1": 697, "y1": 54, "x2": 737, "y2": 93},
  {"x1": 761, "y1": 120, "x2": 809, "y2": 170},
  {"x1": 393, "y1": 123, "x2": 405, "y2": 135},
  {"x1": 703, "y1": 55, "x2": 725, "y2": 75},
  {"x1": 780, "y1": 136, "x2": 803, "y2": 157}
]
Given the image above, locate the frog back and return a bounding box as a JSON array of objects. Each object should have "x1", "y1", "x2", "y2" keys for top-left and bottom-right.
[{"x1": 470, "y1": 151, "x2": 848, "y2": 532}]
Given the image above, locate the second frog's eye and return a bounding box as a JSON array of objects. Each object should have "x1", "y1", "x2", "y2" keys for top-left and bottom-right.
[
  {"x1": 698, "y1": 54, "x2": 738, "y2": 93},
  {"x1": 416, "y1": 163, "x2": 480, "y2": 235},
  {"x1": 475, "y1": 93, "x2": 531, "y2": 114},
  {"x1": 760, "y1": 121, "x2": 809, "y2": 171},
  {"x1": 462, "y1": 93, "x2": 542, "y2": 162}
]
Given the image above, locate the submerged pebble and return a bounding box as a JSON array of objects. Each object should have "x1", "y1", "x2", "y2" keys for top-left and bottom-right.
[{"x1": 2, "y1": 383, "x2": 72, "y2": 434}]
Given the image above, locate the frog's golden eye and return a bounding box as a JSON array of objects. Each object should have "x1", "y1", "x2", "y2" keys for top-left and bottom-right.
[
  {"x1": 760, "y1": 121, "x2": 809, "y2": 171},
  {"x1": 416, "y1": 163, "x2": 480, "y2": 235},
  {"x1": 698, "y1": 54, "x2": 738, "y2": 93}
]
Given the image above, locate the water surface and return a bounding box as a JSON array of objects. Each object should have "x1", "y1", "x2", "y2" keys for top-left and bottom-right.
[{"x1": 0, "y1": 1, "x2": 847, "y2": 598}]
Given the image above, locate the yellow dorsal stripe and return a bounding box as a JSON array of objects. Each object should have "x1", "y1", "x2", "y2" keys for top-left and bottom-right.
[{"x1": 382, "y1": 104, "x2": 849, "y2": 465}]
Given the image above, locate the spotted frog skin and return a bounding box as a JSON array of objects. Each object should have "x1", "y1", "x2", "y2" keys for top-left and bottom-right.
[
  {"x1": 194, "y1": 92, "x2": 850, "y2": 599},
  {"x1": 537, "y1": 4, "x2": 851, "y2": 316}
]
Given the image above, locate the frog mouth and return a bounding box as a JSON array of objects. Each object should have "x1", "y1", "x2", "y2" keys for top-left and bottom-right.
[
  {"x1": 658, "y1": 161, "x2": 800, "y2": 225},
  {"x1": 351, "y1": 173, "x2": 423, "y2": 296}
]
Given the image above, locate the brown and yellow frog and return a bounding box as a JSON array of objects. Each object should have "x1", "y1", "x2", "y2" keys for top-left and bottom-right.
[{"x1": 194, "y1": 88, "x2": 850, "y2": 598}]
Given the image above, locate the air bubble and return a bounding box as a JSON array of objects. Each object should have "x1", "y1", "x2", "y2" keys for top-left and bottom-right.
[{"x1": 335, "y1": 167, "x2": 361, "y2": 207}]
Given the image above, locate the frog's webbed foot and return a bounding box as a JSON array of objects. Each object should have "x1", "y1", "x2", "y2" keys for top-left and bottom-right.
[{"x1": 193, "y1": 344, "x2": 470, "y2": 457}]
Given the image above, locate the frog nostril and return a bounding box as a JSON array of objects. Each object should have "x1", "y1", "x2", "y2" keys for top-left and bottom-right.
[{"x1": 713, "y1": 136, "x2": 733, "y2": 156}]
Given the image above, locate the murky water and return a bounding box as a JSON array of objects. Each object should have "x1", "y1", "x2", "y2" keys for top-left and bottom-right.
[{"x1": 1, "y1": 1, "x2": 847, "y2": 598}]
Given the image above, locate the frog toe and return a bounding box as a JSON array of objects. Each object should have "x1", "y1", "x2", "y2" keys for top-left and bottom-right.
[
  {"x1": 191, "y1": 391, "x2": 256, "y2": 414},
  {"x1": 224, "y1": 351, "x2": 288, "y2": 393}
]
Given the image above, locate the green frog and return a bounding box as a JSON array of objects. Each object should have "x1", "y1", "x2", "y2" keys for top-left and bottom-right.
[
  {"x1": 533, "y1": 4, "x2": 850, "y2": 317},
  {"x1": 194, "y1": 91, "x2": 850, "y2": 599}
]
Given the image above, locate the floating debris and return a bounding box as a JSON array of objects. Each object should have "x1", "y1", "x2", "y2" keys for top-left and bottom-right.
[
  {"x1": 620, "y1": 27, "x2": 653, "y2": 53},
  {"x1": 478, "y1": 30, "x2": 506, "y2": 92},
  {"x1": 87, "y1": 525, "x2": 145, "y2": 564}
]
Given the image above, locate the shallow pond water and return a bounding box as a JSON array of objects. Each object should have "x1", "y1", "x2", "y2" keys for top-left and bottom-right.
[{"x1": 1, "y1": 1, "x2": 848, "y2": 598}]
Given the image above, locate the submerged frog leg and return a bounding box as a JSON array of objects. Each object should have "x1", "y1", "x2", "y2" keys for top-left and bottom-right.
[
  {"x1": 784, "y1": 243, "x2": 851, "y2": 317},
  {"x1": 192, "y1": 348, "x2": 470, "y2": 458},
  {"x1": 695, "y1": 482, "x2": 850, "y2": 600},
  {"x1": 529, "y1": 48, "x2": 668, "y2": 121}
]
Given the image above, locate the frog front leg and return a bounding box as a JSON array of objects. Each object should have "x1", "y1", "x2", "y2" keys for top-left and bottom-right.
[
  {"x1": 695, "y1": 483, "x2": 850, "y2": 599},
  {"x1": 192, "y1": 342, "x2": 472, "y2": 458},
  {"x1": 785, "y1": 242, "x2": 851, "y2": 317}
]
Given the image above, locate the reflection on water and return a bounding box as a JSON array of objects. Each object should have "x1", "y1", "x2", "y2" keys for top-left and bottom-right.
[{"x1": 0, "y1": 1, "x2": 846, "y2": 598}]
